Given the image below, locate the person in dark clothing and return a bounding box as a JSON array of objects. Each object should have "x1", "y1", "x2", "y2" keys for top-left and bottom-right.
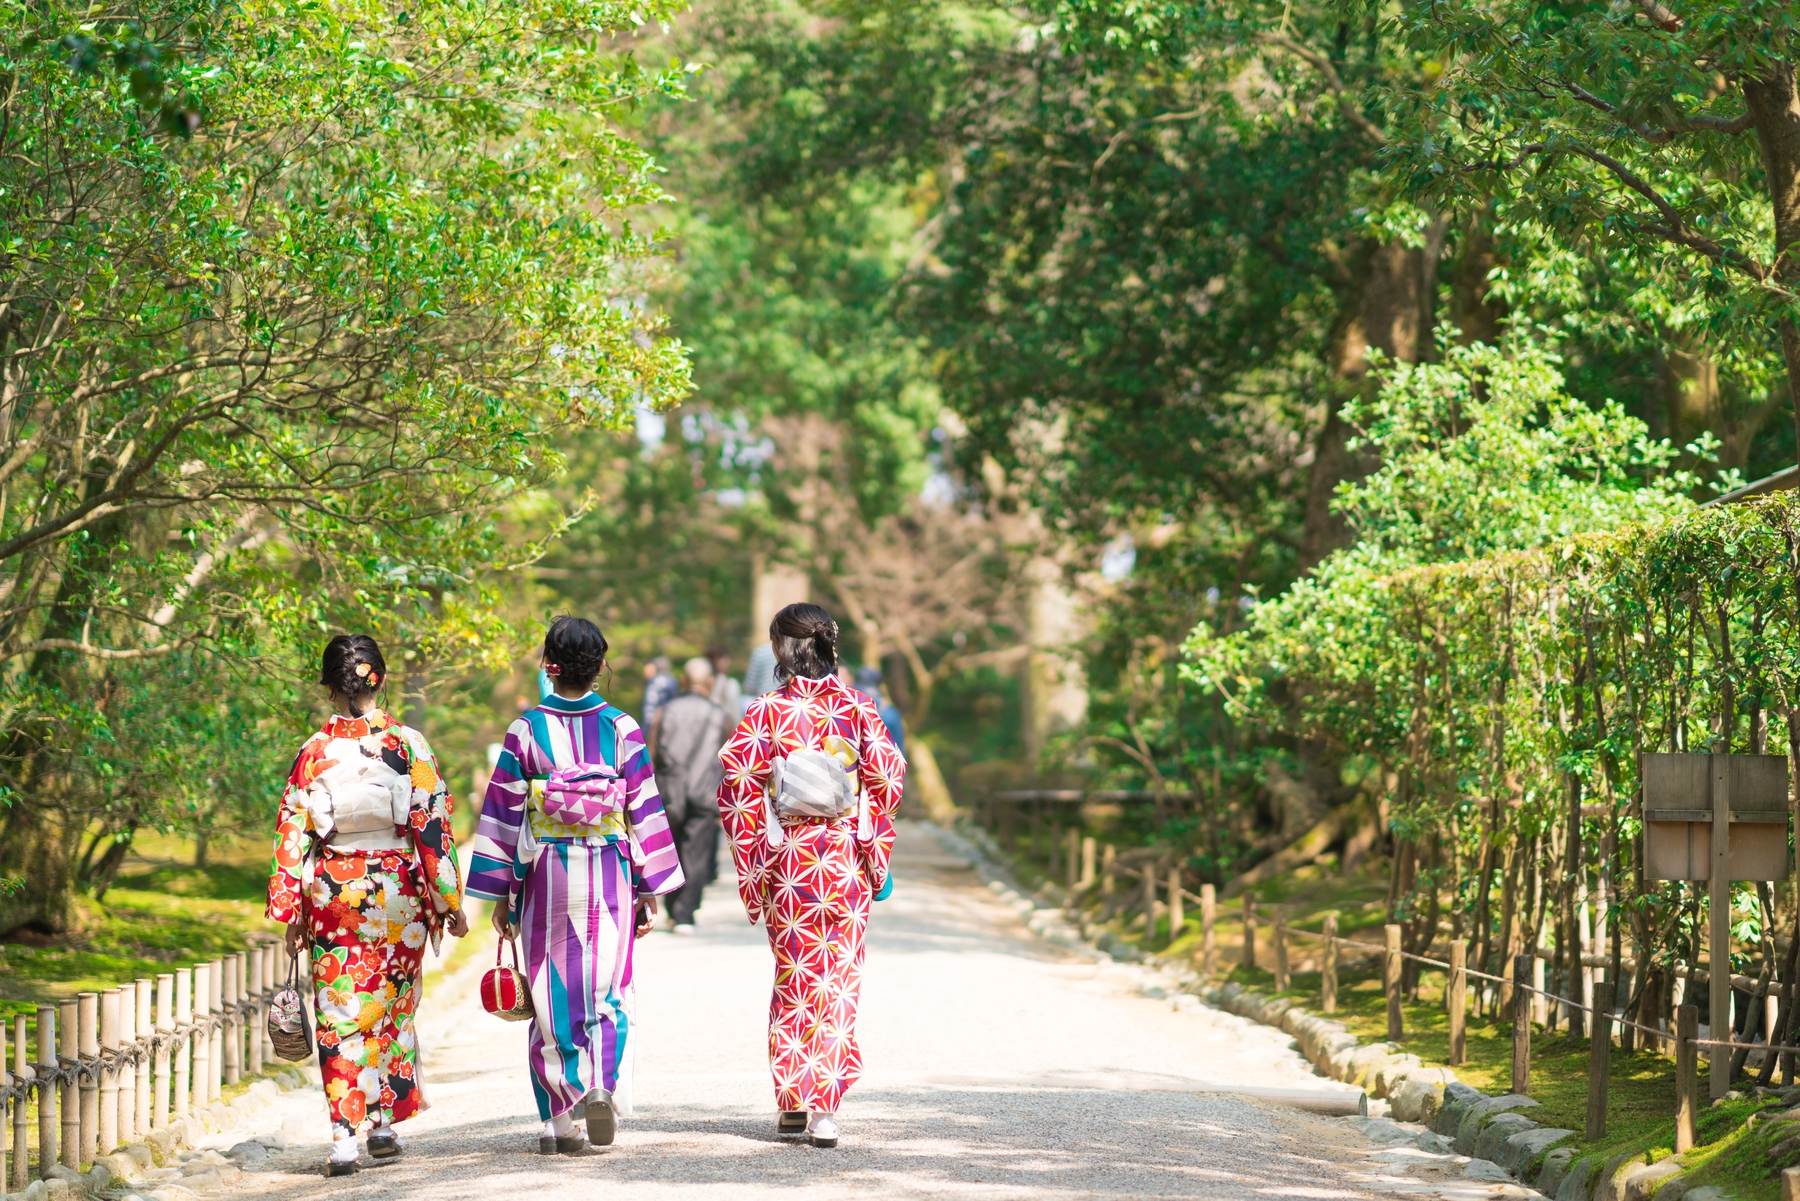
[{"x1": 652, "y1": 657, "x2": 727, "y2": 931}]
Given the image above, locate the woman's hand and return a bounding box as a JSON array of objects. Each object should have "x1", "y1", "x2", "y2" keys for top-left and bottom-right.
[
  {"x1": 633, "y1": 895, "x2": 658, "y2": 939},
  {"x1": 491, "y1": 905, "x2": 516, "y2": 941},
  {"x1": 445, "y1": 907, "x2": 470, "y2": 938},
  {"x1": 284, "y1": 920, "x2": 306, "y2": 958}
]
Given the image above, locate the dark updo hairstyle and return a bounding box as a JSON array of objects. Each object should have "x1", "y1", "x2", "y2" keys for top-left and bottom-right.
[
  {"x1": 320, "y1": 634, "x2": 386, "y2": 712},
  {"x1": 770, "y1": 602, "x2": 838, "y2": 682},
  {"x1": 543, "y1": 615, "x2": 608, "y2": 692}
]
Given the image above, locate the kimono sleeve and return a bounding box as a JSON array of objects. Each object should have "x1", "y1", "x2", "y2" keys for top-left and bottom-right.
[
  {"x1": 615, "y1": 713, "x2": 685, "y2": 897},
  {"x1": 402, "y1": 726, "x2": 463, "y2": 916},
  {"x1": 466, "y1": 717, "x2": 535, "y2": 906},
  {"x1": 267, "y1": 735, "x2": 328, "y2": 924},
  {"x1": 853, "y1": 696, "x2": 907, "y2": 896},
  {"x1": 716, "y1": 699, "x2": 776, "y2": 923}
]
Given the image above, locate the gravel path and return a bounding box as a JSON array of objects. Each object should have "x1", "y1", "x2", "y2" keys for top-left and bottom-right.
[{"x1": 215, "y1": 822, "x2": 1541, "y2": 1201}]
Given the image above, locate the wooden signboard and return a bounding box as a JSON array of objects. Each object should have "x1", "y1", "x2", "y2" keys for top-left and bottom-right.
[
  {"x1": 1642, "y1": 753, "x2": 1789, "y2": 882},
  {"x1": 1638, "y1": 752, "x2": 1790, "y2": 1098}
]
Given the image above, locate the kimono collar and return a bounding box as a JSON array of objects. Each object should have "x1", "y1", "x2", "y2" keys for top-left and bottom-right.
[
  {"x1": 322, "y1": 708, "x2": 395, "y2": 739},
  {"x1": 540, "y1": 691, "x2": 605, "y2": 716},
  {"x1": 783, "y1": 674, "x2": 842, "y2": 700}
]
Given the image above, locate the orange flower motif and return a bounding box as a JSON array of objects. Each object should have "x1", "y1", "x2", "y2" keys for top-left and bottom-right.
[
  {"x1": 313, "y1": 954, "x2": 343, "y2": 985},
  {"x1": 339, "y1": 1090, "x2": 366, "y2": 1126},
  {"x1": 323, "y1": 855, "x2": 366, "y2": 884}
]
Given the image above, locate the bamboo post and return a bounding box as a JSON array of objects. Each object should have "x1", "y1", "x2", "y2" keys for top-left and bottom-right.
[
  {"x1": 1200, "y1": 884, "x2": 1217, "y2": 979},
  {"x1": 133, "y1": 980, "x2": 151, "y2": 1137},
  {"x1": 1243, "y1": 895, "x2": 1257, "y2": 970},
  {"x1": 1512, "y1": 952, "x2": 1532, "y2": 1095},
  {"x1": 1272, "y1": 906, "x2": 1289, "y2": 992},
  {"x1": 261, "y1": 945, "x2": 277, "y2": 1065},
  {"x1": 1167, "y1": 868, "x2": 1183, "y2": 944},
  {"x1": 208, "y1": 958, "x2": 223, "y2": 1101},
  {"x1": 190, "y1": 963, "x2": 210, "y2": 1113},
  {"x1": 1587, "y1": 980, "x2": 1613, "y2": 1139},
  {"x1": 1711, "y1": 753, "x2": 1733, "y2": 1099},
  {"x1": 1142, "y1": 867, "x2": 1158, "y2": 945},
  {"x1": 39, "y1": 1005, "x2": 59, "y2": 1178},
  {"x1": 98, "y1": 989, "x2": 119, "y2": 1155},
  {"x1": 76, "y1": 993, "x2": 97, "y2": 1164},
  {"x1": 11, "y1": 1015, "x2": 26, "y2": 1189},
  {"x1": 1322, "y1": 912, "x2": 1339, "y2": 1014},
  {"x1": 1, "y1": 1009, "x2": 7, "y2": 1187},
  {"x1": 1385, "y1": 925, "x2": 1404, "y2": 1042},
  {"x1": 173, "y1": 969, "x2": 191, "y2": 1119},
  {"x1": 1101, "y1": 844, "x2": 1116, "y2": 896},
  {"x1": 153, "y1": 975, "x2": 173, "y2": 1129},
  {"x1": 1448, "y1": 939, "x2": 1467, "y2": 1066},
  {"x1": 1080, "y1": 837, "x2": 1096, "y2": 889},
  {"x1": 1676, "y1": 1005, "x2": 1699, "y2": 1153},
  {"x1": 246, "y1": 949, "x2": 264, "y2": 1076},
  {"x1": 223, "y1": 956, "x2": 241, "y2": 1086}
]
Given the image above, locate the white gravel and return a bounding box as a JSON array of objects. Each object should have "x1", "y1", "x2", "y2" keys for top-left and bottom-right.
[{"x1": 213, "y1": 821, "x2": 1539, "y2": 1201}]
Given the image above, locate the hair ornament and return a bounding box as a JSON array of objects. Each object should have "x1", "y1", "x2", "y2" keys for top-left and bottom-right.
[
  {"x1": 355, "y1": 662, "x2": 372, "y2": 678},
  {"x1": 367, "y1": 673, "x2": 380, "y2": 686},
  {"x1": 545, "y1": 662, "x2": 563, "y2": 676}
]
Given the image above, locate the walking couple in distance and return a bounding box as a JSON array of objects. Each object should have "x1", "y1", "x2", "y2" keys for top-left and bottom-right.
[{"x1": 267, "y1": 603, "x2": 906, "y2": 1173}]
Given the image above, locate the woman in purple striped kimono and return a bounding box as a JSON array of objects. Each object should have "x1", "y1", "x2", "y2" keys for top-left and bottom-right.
[{"x1": 466, "y1": 617, "x2": 684, "y2": 1154}]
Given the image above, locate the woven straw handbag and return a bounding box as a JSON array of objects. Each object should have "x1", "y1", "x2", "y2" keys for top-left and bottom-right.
[
  {"x1": 481, "y1": 938, "x2": 534, "y2": 1022},
  {"x1": 268, "y1": 953, "x2": 315, "y2": 1062}
]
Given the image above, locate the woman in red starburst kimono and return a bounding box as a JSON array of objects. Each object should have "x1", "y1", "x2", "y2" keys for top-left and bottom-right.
[
  {"x1": 716, "y1": 603, "x2": 906, "y2": 1148},
  {"x1": 267, "y1": 634, "x2": 469, "y2": 1176}
]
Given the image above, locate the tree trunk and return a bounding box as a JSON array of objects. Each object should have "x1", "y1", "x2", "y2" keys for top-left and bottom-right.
[
  {"x1": 1299, "y1": 239, "x2": 1434, "y2": 569},
  {"x1": 1741, "y1": 63, "x2": 1800, "y2": 467}
]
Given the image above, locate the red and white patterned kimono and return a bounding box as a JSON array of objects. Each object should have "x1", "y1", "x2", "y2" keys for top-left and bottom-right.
[{"x1": 716, "y1": 673, "x2": 905, "y2": 1114}]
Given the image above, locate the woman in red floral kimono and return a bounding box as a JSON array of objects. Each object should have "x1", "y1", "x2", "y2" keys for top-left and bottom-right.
[
  {"x1": 716, "y1": 604, "x2": 906, "y2": 1148},
  {"x1": 267, "y1": 634, "x2": 469, "y2": 1176}
]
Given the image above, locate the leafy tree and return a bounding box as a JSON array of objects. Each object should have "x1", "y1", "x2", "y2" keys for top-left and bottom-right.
[
  {"x1": 1381, "y1": 0, "x2": 1800, "y2": 462},
  {"x1": 0, "y1": 0, "x2": 692, "y2": 931}
]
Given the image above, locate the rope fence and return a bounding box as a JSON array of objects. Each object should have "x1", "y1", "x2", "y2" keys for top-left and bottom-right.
[
  {"x1": 993, "y1": 821, "x2": 1787, "y2": 1150},
  {"x1": 0, "y1": 940, "x2": 296, "y2": 1186}
]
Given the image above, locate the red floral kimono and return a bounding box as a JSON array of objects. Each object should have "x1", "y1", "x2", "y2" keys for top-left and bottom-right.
[
  {"x1": 716, "y1": 674, "x2": 905, "y2": 1113},
  {"x1": 267, "y1": 709, "x2": 462, "y2": 1139}
]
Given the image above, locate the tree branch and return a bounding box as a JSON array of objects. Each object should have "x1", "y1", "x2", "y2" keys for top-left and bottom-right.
[
  {"x1": 1257, "y1": 32, "x2": 1387, "y2": 144},
  {"x1": 8, "y1": 638, "x2": 184, "y2": 662}
]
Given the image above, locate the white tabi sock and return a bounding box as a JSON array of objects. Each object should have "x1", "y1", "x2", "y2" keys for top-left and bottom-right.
[
  {"x1": 549, "y1": 1109, "x2": 576, "y2": 1138},
  {"x1": 329, "y1": 1133, "x2": 359, "y2": 1164}
]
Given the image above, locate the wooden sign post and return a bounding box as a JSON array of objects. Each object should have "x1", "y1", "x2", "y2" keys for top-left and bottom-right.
[{"x1": 1642, "y1": 752, "x2": 1790, "y2": 1098}]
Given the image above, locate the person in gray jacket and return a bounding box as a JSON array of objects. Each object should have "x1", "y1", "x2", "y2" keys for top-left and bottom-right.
[{"x1": 652, "y1": 657, "x2": 728, "y2": 931}]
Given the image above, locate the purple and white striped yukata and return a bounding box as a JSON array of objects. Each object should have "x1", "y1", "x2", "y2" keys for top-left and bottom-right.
[{"x1": 466, "y1": 691, "x2": 684, "y2": 1121}]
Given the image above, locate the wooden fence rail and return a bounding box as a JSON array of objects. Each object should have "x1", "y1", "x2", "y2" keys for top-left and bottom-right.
[{"x1": 0, "y1": 940, "x2": 291, "y2": 1183}]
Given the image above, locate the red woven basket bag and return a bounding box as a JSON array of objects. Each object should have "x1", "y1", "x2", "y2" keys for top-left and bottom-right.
[{"x1": 481, "y1": 939, "x2": 534, "y2": 1022}]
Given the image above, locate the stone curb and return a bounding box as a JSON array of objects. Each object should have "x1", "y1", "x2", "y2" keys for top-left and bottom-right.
[{"x1": 3, "y1": 1068, "x2": 314, "y2": 1201}]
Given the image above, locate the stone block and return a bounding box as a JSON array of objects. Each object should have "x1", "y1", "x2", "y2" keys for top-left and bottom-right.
[
  {"x1": 1650, "y1": 1176, "x2": 1688, "y2": 1201},
  {"x1": 1592, "y1": 1153, "x2": 1635, "y2": 1201},
  {"x1": 1556, "y1": 1157, "x2": 1597, "y2": 1201},
  {"x1": 1498, "y1": 1127, "x2": 1572, "y2": 1175},
  {"x1": 123, "y1": 1143, "x2": 154, "y2": 1169},
  {"x1": 1475, "y1": 1112, "x2": 1538, "y2": 1162},
  {"x1": 1537, "y1": 1147, "x2": 1577, "y2": 1196},
  {"x1": 96, "y1": 1152, "x2": 139, "y2": 1183},
  {"x1": 1622, "y1": 1161, "x2": 1683, "y2": 1201},
  {"x1": 1435, "y1": 1099, "x2": 1472, "y2": 1137},
  {"x1": 1680, "y1": 1189, "x2": 1725, "y2": 1201},
  {"x1": 1372, "y1": 1054, "x2": 1422, "y2": 1098},
  {"x1": 1444, "y1": 1081, "x2": 1484, "y2": 1106},
  {"x1": 1415, "y1": 1131, "x2": 1454, "y2": 1154},
  {"x1": 1464, "y1": 1159, "x2": 1514, "y2": 1183},
  {"x1": 144, "y1": 1127, "x2": 175, "y2": 1162}
]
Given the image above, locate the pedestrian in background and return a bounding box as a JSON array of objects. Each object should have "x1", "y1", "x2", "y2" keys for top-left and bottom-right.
[
  {"x1": 743, "y1": 639, "x2": 778, "y2": 699},
  {"x1": 716, "y1": 603, "x2": 906, "y2": 1148},
  {"x1": 709, "y1": 643, "x2": 745, "y2": 720},
  {"x1": 642, "y1": 655, "x2": 678, "y2": 755},
  {"x1": 655, "y1": 657, "x2": 728, "y2": 933},
  {"x1": 268, "y1": 634, "x2": 470, "y2": 1176},
  {"x1": 855, "y1": 665, "x2": 905, "y2": 755},
  {"x1": 467, "y1": 617, "x2": 685, "y2": 1154}
]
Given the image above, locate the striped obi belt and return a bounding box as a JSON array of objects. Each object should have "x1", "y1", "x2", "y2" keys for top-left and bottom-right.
[{"x1": 526, "y1": 713, "x2": 628, "y2": 844}]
